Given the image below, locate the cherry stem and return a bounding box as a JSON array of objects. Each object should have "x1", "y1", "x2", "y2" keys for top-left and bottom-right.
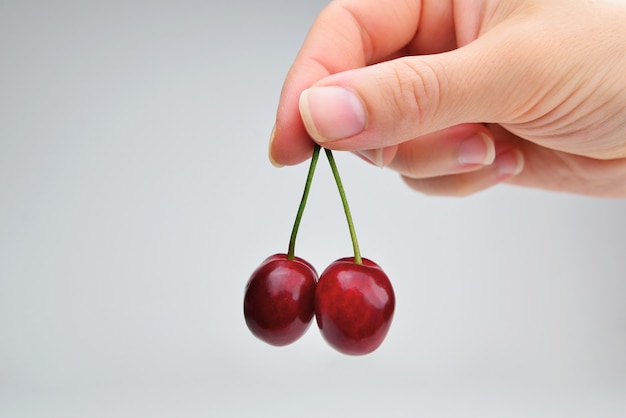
[
  {"x1": 287, "y1": 144, "x2": 321, "y2": 260},
  {"x1": 324, "y1": 148, "x2": 362, "y2": 265}
]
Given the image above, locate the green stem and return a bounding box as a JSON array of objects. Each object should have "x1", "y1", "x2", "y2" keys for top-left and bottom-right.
[
  {"x1": 324, "y1": 148, "x2": 362, "y2": 265},
  {"x1": 287, "y1": 144, "x2": 321, "y2": 260}
]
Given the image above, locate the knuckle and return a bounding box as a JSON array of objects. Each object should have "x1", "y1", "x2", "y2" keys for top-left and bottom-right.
[{"x1": 387, "y1": 59, "x2": 443, "y2": 130}]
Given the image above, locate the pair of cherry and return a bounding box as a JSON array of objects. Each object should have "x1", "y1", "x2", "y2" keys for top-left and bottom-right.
[{"x1": 243, "y1": 146, "x2": 395, "y2": 356}]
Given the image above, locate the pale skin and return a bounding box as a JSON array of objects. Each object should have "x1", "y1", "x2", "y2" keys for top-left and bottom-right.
[{"x1": 268, "y1": 0, "x2": 626, "y2": 197}]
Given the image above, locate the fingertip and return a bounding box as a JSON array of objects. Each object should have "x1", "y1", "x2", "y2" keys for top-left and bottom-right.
[
  {"x1": 356, "y1": 145, "x2": 398, "y2": 167},
  {"x1": 356, "y1": 148, "x2": 384, "y2": 167},
  {"x1": 458, "y1": 133, "x2": 496, "y2": 166},
  {"x1": 496, "y1": 149, "x2": 524, "y2": 178},
  {"x1": 268, "y1": 125, "x2": 284, "y2": 168},
  {"x1": 400, "y1": 147, "x2": 525, "y2": 197},
  {"x1": 267, "y1": 123, "x2": 318, "y2": 167}
]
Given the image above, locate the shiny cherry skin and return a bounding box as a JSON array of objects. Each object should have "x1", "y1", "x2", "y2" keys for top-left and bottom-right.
[
  {"x1": 244, "y1": 254, "x2": 318, "y2": 346},
  {"x1": 315, "y1": 257, "x2": 395, "y2": 355}
]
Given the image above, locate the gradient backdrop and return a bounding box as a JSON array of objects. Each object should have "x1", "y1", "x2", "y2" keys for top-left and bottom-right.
[{"x1": 1, "y1": 1, "x2": 625, "y2": 417}]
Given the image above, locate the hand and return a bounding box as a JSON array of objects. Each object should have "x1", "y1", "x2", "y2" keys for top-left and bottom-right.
[{"x1": 268, "y1": 0, "x2": 626, "y2": 197}]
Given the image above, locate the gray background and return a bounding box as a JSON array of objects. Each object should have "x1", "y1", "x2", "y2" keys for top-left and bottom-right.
[{"x1": 1, "y1": 1, "x2": 625, "y2": 417}]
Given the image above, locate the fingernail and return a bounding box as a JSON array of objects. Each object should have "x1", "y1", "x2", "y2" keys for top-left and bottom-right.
[
  {"x1": 299, "y1": 86, "x2": 366, "y2": 142},
  {"x1": 357, "y1": 149, "x2": 385, "y2": 167},
  {"x1": 458, "y1": 133, "x2": 495, "y2": 165},
  {"x1": 496, "y1": 149, "x2": 524, "y2": 177},
  {"x1": 268, "y1": 125, "x2": 283, "y2": 168}
]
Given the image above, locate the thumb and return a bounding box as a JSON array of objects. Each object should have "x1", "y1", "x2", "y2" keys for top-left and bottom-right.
[{"x1": 298, "y1": 31, "x2": 526, "y2": 151}]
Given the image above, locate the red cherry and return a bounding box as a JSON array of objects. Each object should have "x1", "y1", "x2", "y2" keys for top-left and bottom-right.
[
  {"x1": 315, "y1": 257, "x2": 395, "y2": 355},
  {"x1": 244, "y1": 254, "x2": 318, "y2": 346}
]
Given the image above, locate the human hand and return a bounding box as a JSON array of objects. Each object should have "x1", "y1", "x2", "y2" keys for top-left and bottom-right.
[{"x1": 268, "y1": 0, "x2": 626, "y2": 197}]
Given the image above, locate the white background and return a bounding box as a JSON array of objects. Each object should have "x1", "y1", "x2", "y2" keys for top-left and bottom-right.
[{"x1": 1, "y1": 1, "x2": 625, "y2": 417}]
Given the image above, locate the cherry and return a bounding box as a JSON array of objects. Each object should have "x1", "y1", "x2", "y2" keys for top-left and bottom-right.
[
  {"x1": 244, "y1": 144, "x2": 396, "y2": 355},
  {"x1": 316, "y1": 257, "x2": 395, "y2": 355},
  {"x1": 243, "y1": 146, "x2": 321, "y2": 347},
  {"x1": 244, "y1": 254, "x2": 318, "y2": 346}
]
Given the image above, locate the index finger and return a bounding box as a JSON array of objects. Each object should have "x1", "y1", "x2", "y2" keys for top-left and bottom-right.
[{"x1": 269, "y1": 0, "x2": 424, "y2": 166}]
